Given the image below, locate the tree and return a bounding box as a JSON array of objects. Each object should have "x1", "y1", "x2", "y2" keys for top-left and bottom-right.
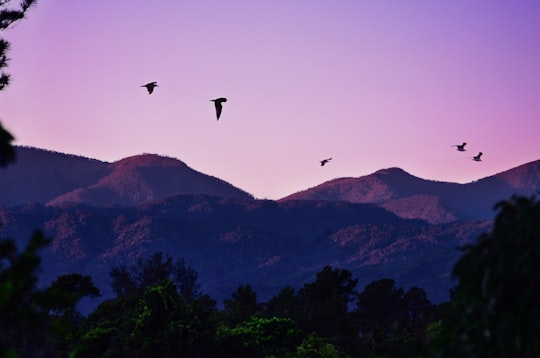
[
  {"x1": 356, "y1": 278, "x2": 404, "y2": 351},
  {"x1": 73, "y1": 279, "x2": 218, "y2": 357},
  {"x1": 1, "y1": 0, "x2": 38, "y2": 89},
  {"x1": 0, "y1": 232, "x2": 57, "y2": 356},
  {"x1": 296, "y1": 334, "x2": 342, "y2": 358},
  {"x1": 0, "y1": 122, "x2": 15, "y2": 166},
  {"x1": 296, "y1": 266, "x2": 359, "y2": 353},
  {"x1": 47, "y1": 273, "x2": 101, "y2": 315},
  {"x1": 223, "y1": 284, "x2": 261, "y2": 326},
  {"x1": 46, "y1": 273, "x2": 101, "y2": 355},
  {"x1": 173, "y1": 256, "x2": 201, "y2": 299},
  {"x1": 264, "y1": 285, "x2": 300, "y2": 318},
  {"x1": 0, "y1": 231, "x2": 99, "y2": 356},
  {"x1": 110, "y1": 251, "x2": 201, "y2": 299},
  {"x1": 0, "y1": 0, "x2": 39, "y2": 166},
  {"x1": 217, "y1": 316, "x2": 304, "y2": 357},
  {"x1": 450, "y1": 195, "x2": 540, "y2": 357}
]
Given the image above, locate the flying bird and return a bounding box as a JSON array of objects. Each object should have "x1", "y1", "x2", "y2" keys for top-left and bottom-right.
[
  {"x1": 141, "y1": 82, "x2": 159, "y2": 94},
  {"x1": 320, "y1": 158, "x2": 332, "y2": 166},
  {"x1": 452, "y1": 142, "x2": 467, "y2": 151},
  {"x1": 211, "y1": 98, "x2": 227, "y2": 120},
  {"x1": 472, "y1": 152, "x2": 483, "y2": 161}
]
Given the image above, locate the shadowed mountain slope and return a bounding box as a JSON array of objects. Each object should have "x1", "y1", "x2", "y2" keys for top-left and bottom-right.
[
  {"x1": 0, "y1": 195, "x2": 490, "y2": 311},
  {"x1": 0, "y1": 147, "x2": 108, "y2": 207}
]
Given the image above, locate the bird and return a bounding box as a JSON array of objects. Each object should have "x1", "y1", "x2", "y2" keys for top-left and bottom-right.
[
  {"x1": 141, "y1": 82, "x2": 159, "y2": 94},
  {"x1": 320, "y1": 158, "x2": 332, "y2": 166},
  {"x1": 472, "y1": 152, "x2": 483, "y2": 161},
  {"x1": 210, "y1": 98, "x2": 227, "y2": 120},
  {"x1": 452, "y1": 142, "x2": 467, "y2": 151}
]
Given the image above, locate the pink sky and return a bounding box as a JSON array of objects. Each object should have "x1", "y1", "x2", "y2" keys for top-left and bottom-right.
[{"x1": 1, "y1": 1, "x2": 539, "y2": 199}]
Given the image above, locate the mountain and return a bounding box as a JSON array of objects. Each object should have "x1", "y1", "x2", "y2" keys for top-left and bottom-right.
[
  {"x1": 280, "y1": 162, "x2": 540, "y2": 223},
  {"x1": 1, "y1": 146, "x2": 537, "y2": 313},
  {"x1": 0, "y1": 147, "x2": 253, "y2": 207},
  {"x1": 0, "y1": 146, "x2": 108, "y2": 207},
  {"x1": 0, "y1": 195, "x2": 491, "y2": 312}
]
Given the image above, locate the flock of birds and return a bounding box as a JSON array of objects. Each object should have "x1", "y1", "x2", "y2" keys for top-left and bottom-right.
[
  {"x1": 451, "y1": 142, "x2": 483, "y2": 161},
  {"x1": 141, "y1": 82, "x2": 484, "y2": 167}
]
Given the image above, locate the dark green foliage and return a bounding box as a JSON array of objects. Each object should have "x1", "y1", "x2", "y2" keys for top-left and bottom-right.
[
  {"x1": 217, "y1": 316, "x2": 304, "y2": 357},
  {"x1": 84, "y1": 252, "x2": 215, "y2": 356},
  {"x1": 72, "y1": 279, "x2": 218, "y2": 357},
  {"x1": 296, "y1": 334, "x2": 343, "y2": 358},
  {"x1": 449, "y1": 195, "x2": 540, "y2": 357}
]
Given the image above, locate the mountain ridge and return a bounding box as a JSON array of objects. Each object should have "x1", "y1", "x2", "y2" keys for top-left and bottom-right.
[
  {"x1": 0, "y1": 147, "x2": 253, "y2": 207},
  {"x1": 280, "y1": 160, "x2": 540, "y2": 223}
]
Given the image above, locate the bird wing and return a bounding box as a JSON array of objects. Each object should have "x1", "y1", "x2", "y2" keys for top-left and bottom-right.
[{"x1": 215, "y1": 102, "x2": 223, "y2": 120}]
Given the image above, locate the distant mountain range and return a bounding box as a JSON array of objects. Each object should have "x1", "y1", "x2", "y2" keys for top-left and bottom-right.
[
  {"x1": 0, "y1": 147, "x2": 538, "y2": 312},
  {"x1": 281, "y1": 164, "x2": 540, "y2": 223}
]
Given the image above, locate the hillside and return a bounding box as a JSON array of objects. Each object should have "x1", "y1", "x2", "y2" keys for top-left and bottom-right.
[
  {"x1": 0, "y1": 195, "x2": 490, "y2": 311},
  {"x1": 0, "y1": 147, "x2": 108, "y2": 206}
]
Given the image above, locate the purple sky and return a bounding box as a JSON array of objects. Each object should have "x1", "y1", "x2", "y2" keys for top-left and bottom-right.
[{"x1": 1, "y1": 1, "x2": 539, "y2": 199}]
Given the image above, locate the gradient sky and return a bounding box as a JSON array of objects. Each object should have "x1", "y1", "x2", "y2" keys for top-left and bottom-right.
[{"x1": 1, "y1": 1, "x2": 539, "y2": 199}]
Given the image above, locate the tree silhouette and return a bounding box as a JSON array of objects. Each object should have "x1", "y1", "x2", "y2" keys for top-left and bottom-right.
[
  {"x1": 223, "y1": 284, "x2": 261, "y2": 326},
  {"x1": 110, "y1": 252, "x2": 201, "y2": 299},
  {"x1": 0, "y1": 0, "x2": 38, "y2": 166},
  {"x1": 0, "y1": 231, "x2": 99, "y2": 356},
  {"x1": 357, "y1": 278, "x2": 404, "y2": 349},
  {"x1": 264, "y1": 285, "x2": 300, "y2": 318},
  {"x1": 450, "y1": 195, "x2": 540, "y2": 357},
  {"x1": 296, "y1": 266, "x2": 359, "y2": 352}
]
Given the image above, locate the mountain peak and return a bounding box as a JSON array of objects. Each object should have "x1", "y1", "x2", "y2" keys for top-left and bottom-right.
[
  {"x1": 373, "y1": 167, "x2": 412, "y2": 177},
  {"x1": 110, "y1": 153, "x2": 188, "y2": 169}
]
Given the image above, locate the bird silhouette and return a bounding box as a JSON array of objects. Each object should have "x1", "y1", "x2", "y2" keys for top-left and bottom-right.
[
  {"x1": 472, "y1": 152, "x2": 483, "y2": 161},
  {"x1": 320, "y1": 158, "x2": 332, "y2": 166},
  {"x1": 141, "y1": 82, "x2": 159, "y2": 94},
  {"x1": 211, "y1": 98, "x2": 227, "y2": 120},
  {"x1": 452, "y1": 142, "x2": 467, "y2": 151}
]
